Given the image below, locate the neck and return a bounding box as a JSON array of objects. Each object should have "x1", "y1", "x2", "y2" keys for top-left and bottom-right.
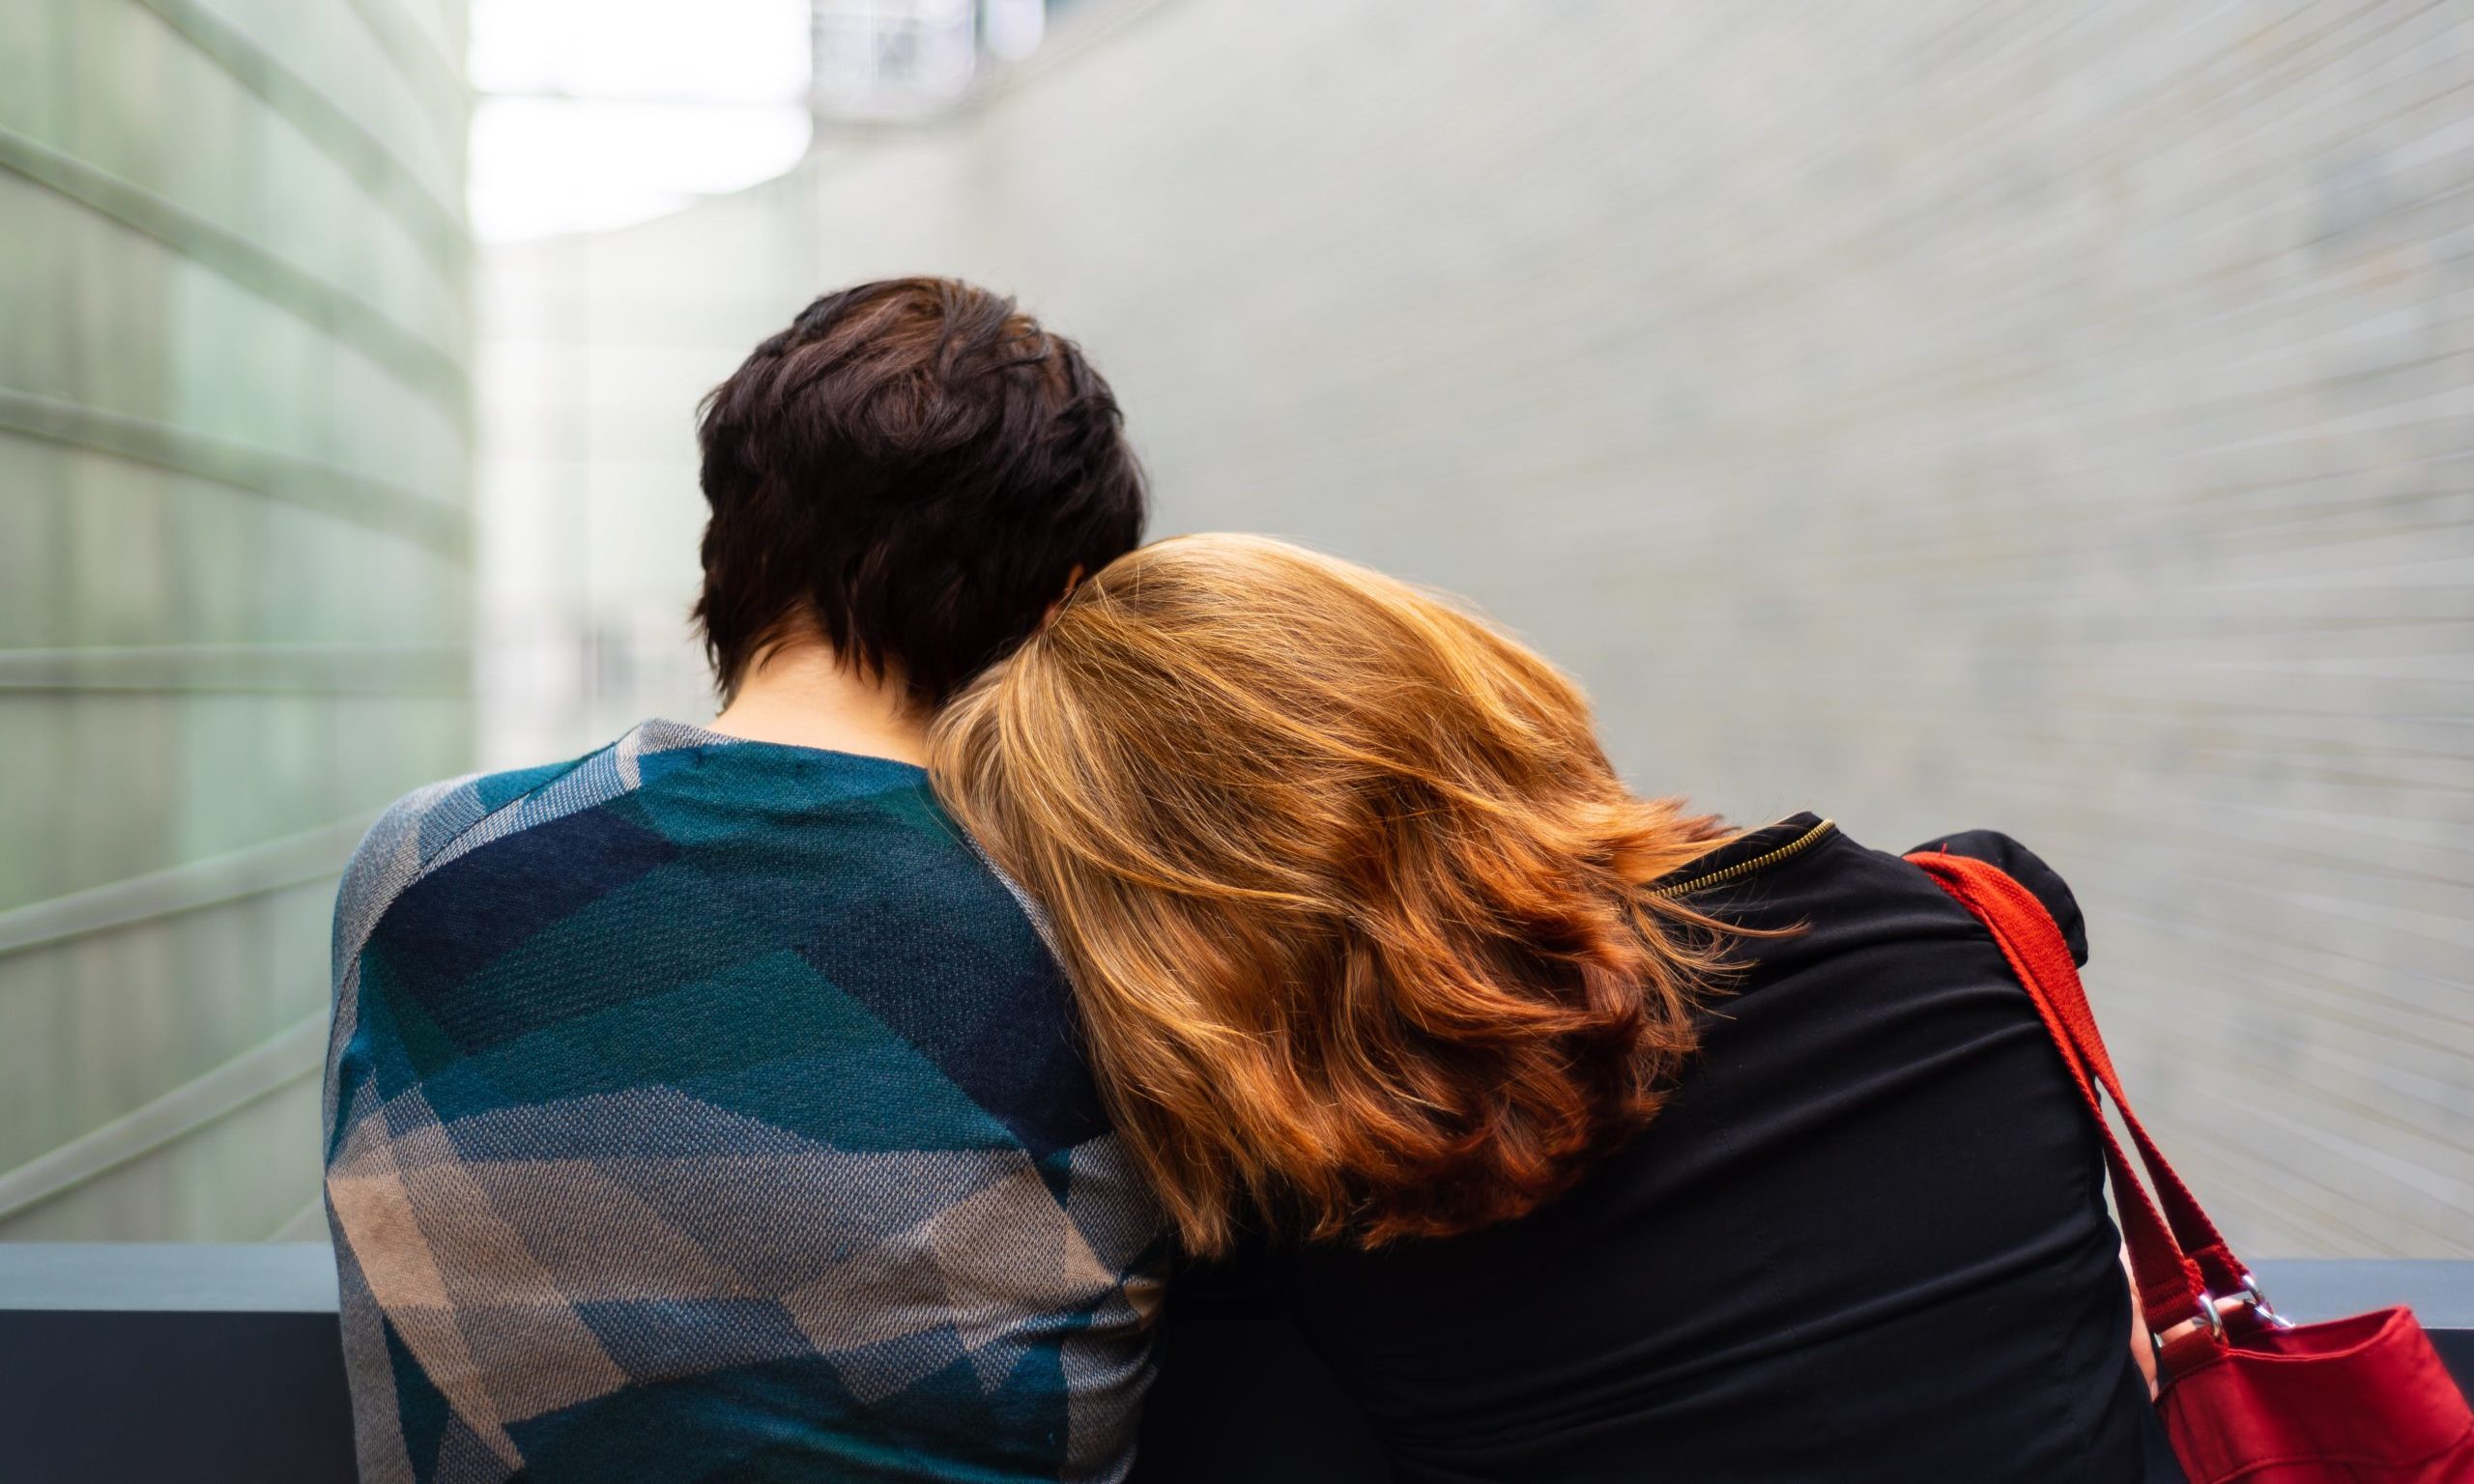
[{"x1": 706, "y1": 640, "x2": 930, "y2": 766}]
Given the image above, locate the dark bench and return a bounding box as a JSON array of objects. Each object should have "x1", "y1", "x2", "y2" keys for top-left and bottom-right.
[{"x1": 2, "y1": 1245, "x2": 2466, "y2": 1483}]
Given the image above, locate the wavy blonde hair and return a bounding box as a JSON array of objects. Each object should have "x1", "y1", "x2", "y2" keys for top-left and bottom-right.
[{"x1": 930, "y1": 534, "x2": 1735, "y2": 1255}]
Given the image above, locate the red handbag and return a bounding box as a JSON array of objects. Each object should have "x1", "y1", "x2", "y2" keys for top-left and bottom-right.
[{"x1": 1908, "y1": 849, "x2": 2474, "y2": 1484}]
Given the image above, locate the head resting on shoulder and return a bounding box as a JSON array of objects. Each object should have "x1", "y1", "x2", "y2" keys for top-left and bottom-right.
[{"x1": 930, "y1": 533, "x2": 1735, "y2": 1255}]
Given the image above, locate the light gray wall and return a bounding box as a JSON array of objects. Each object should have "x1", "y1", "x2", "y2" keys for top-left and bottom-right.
[
  {"x1": 0, "y1": 0, "x2": 473, "y2": 1239},
  {"x1": 480, "y1": 0, "x2": 2474, "y2": 1255}
]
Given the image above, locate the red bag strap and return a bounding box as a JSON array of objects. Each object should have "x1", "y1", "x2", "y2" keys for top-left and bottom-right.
[
  {"x1": 1919, "y1": 854, "x2": 2242, "y2": 1277},
  {"x1": 1905, "y1": 851, "x2": 2249, "y2": 1336}
]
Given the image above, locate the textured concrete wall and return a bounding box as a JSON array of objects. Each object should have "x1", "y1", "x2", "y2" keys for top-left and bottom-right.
[
  {"x1": 0, "y1": 0, "x2": 473, "y2": 1239},
  {"x1": 480, "y1": 0, "x2": 2474, "y2": 1255}
]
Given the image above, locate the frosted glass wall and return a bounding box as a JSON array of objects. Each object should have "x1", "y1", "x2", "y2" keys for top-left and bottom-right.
[{"x1": 0, "y1": 0, "x2": 474, "y2": 1240}]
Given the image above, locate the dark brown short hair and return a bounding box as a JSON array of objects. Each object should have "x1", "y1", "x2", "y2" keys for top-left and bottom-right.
[{"x1": 693, "y1": 278, "x2": 1146, "y2": 706}]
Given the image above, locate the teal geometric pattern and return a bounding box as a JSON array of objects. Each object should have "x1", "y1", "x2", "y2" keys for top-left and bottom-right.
[{"x1": 325, "y1": 721, "x2": 1163, "y2": 1483}]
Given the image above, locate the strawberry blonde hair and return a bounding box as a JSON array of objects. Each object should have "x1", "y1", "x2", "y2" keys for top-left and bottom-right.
[{"x1": 929, "y1": 534, "x2": 1735, "y2": 1255}]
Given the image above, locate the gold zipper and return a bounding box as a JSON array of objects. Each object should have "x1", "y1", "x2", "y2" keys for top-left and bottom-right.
[{"x1": 1649, "y1": 818, "x2": 1838, "y2": 899}]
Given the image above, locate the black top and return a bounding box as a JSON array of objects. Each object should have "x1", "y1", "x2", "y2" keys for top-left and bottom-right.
[{"x1": 1135, "y1": 817, "x2": 2179, "y2": 1483}]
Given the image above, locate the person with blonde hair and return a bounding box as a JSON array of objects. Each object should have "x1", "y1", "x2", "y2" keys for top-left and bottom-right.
[{"x1": 932, "y1": 533, "x2": 2179, "y2": 1482}]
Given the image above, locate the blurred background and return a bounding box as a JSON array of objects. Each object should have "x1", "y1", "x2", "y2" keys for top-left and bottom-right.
[{"x1": 2, "y1": 0, "x2": 2468, "y2": 1258}]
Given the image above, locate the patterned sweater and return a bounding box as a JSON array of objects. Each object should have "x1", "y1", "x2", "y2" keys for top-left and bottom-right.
[{"x1": 323, "y1": 721, "x2": 1163, "y2": 1484}]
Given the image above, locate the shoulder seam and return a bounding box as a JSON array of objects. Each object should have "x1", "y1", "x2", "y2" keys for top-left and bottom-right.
[{"x1": 414, "y1": 748, "x2": 608, "y2": 877}]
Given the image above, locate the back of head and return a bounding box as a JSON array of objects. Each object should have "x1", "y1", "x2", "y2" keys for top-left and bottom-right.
[
  {"x1": 930, "y1": 533, "x2": 1734, "y2": 1255},
  {"x1": 696, "y1": 277, "x2": 1146, "y2": 707}
]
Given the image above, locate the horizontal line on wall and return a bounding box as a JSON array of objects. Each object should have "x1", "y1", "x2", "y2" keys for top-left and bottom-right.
[
  {"x1": 0, "y1": 644, "x2": 470, "y2": 696},
  {"x1": 0, "y1": 389, "x2": 470, "y2": 556},
  {"x1": 0, "y1": 124, "x2": 469, "y2": 421},
  {"x1": 0, "y1": 813, "x2": 378, "y2": 957},
  {"x1": 268, "y1": 1190, "x2": 332, "y2": 1242},
  {"x1": 131, "y1": 0, "x2": 470, "y2": 276},
  {"x1": 0, "y1": 1014, "x2": 328, "y2": 1225}
]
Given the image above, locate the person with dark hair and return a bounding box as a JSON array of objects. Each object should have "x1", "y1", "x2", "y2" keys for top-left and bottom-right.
[{"x1": 322, "y1": 278, "x2": 1159, "y2": 1483}]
